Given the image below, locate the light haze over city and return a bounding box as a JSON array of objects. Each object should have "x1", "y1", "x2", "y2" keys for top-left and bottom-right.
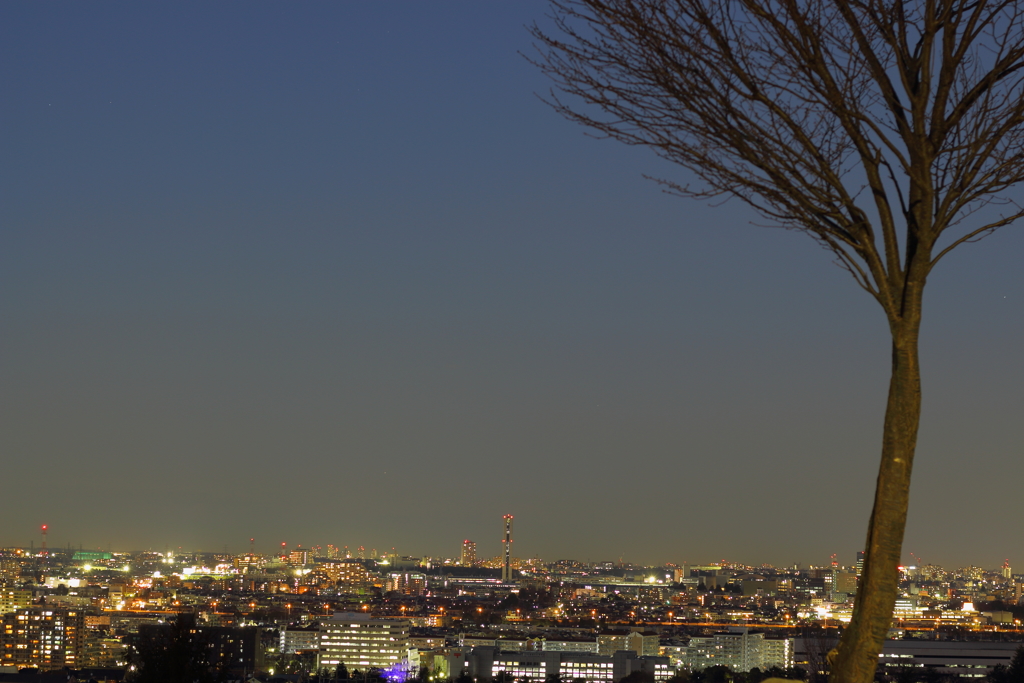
[{"x1": 2, "y1": 2, "x2": 1022, "y2": 568}]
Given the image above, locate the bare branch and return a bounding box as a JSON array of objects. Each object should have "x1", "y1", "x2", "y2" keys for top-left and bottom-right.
[{"x1": 528, "y1": 4, "x2": 1024, "y2": 682}]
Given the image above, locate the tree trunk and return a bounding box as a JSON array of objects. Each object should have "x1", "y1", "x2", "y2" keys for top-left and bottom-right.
[{"x1": 829, "y1": 306, "x2": 923, "y2": 683}]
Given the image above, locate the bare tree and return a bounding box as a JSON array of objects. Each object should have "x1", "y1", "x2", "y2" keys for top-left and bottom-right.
[{"x1": 528, "y1": 2, "x2": 1024, "y2": 682}]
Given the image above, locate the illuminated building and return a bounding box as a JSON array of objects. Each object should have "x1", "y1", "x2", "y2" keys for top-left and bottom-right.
[
  {"x1": 596, "y1": 630, "x2": 660, "y2": 657},
  {"x1": 461, "y1": 635, "x2": 530, "y2": 651},
  {"x1": 0, "y1": 607, "x2": 84, "y2": 670},
  {"x1": 289, "y1": 548, "x2": 310, "y2": 566},
  {"x1": 320, "y1": 560, "x2": 374, "y2": 593},
  {"x1": 385, "y1": 571, "x2": 426, "y2": 596},
  {"x1": 81, "y1": 633, "x2": 128, "y2": 668},
  {"x1": 317, "y1": 612, "x2": 411, "y2": 671},
  {"x1": 234, "y1": 554, "x2": 262, "y2": 574},
  {"x1": 71, "y1": 550, "x2": 113, "y2": 563},
  {"x1": 281, "y1": 625, "x2": 321, "y2": 654},
  {"x1": 467, "y1": 646, "x2": 672, "y2": 683},
  {"x1": 461, "y1": 540, "x2": 477, "y2": 567},
  {"x1": 0, "y1": 589, "x2": 32, "y2": 615},
  {"x1": 760, "y1": 638, "x2": 795, "y2": 670},
  {"x1": 542, "y1": 637, "x2": 599, "y2": 653},
  {"x1": 0, "y1": 559, "x2": 22, "y2": 584},
  {"x1": 682, "y1": 629, "x2": 793, "y2": 673},
  {"x1": 833, "y1": 572, "x2": 858, "y2": 597},
  {"x1": 502, "y1": 515, "x2": 513, "y2": 583},
  {"x1": 796, "y1": 639, "x2": 1021, "y2": 678}
]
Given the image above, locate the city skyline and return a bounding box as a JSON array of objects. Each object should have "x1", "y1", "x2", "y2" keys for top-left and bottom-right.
[
  {"x1": 2, "y1": 524, "x2": 1014, "y2": 575},
  {"x1": 3, "y1": 538, "x2": 1019, "y2": 679},
  {"x1": 3, "y1": 3, "x2": 1022, "y2": 569}
]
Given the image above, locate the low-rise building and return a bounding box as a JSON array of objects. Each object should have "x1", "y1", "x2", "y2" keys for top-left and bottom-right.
[
  {"x1": 542, "y1": 637, "x2": 599, "y2": 654},
  {"x1": 467, "y1": 646, "x2": 672, "y2": 683},
  {"x1": 597, "y1": 630, "x2": 660, "y2": 657},
  {"x1": 683, "y1": 628, "x2": 793, "y2": 672}
]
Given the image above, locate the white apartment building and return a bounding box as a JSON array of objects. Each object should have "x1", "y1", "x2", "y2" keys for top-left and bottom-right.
[
  {"x1": 281, "y1": 625, "x2": 321, "y2": 654},
  {"x1": 683, "y1": 628, "x2": 794, "y2": 672},
  {"x1": 318, "y1": 613, "x2": 411, "y2": 672}
]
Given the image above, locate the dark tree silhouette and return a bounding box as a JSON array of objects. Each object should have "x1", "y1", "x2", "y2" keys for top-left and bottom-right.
[
  {"x1": 530, "y1": 2, "x2": 1024, "y2": 681},
  {"x1": 129, "y1": 614, "x2": 226, "y2": 683},
  {"x1": 990, "y1": 645, "x2": 1024, "y2": 683},
  {"x1": 619, "y1": 671, "x2": 656, "y2": 683}
]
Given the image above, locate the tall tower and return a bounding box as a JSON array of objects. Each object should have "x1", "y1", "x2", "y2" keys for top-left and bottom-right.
[
  {"x1": 501, "y1": 514, "x2": 514, "y2": 582},
  {"x1": 40, "y1": 525, "x2": 48, "y2": 557}
]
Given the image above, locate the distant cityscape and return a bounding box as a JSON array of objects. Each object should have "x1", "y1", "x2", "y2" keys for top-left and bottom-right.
[{"x1": 2, "y1": 517, "x2": 1022, "y2": 682}]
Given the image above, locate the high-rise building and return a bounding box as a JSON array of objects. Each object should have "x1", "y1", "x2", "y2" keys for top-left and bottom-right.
[
  {"x1": 0, "y1": 589, "x2": 32, "y2": 615},
  {"x1": 0, "y1": 607, "x2": 84, "y2": 670},
  {"x1": 502, "y1": 515, "x2": 514, "y2": 582},
  {"x1": 856, "y1": 551, "x2": 865, "y2": 577},
  {"x1": 317, "y1": 612, "x2": 411, "y2": 671},
  {"x1": 461, "y1": 540, "x2": 477, "y2": 567}
]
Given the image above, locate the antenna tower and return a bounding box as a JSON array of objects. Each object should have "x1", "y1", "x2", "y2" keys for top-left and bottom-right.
[{"x1": 502, "y1": 514, "x2": 514, "y2": 582}]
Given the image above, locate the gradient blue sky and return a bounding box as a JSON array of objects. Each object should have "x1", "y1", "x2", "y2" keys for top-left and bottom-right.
[{"x1": 2, "y1": 2, "x2": 1021, "y2": 568}]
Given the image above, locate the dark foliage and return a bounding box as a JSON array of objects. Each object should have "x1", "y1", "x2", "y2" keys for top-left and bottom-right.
[{"x1": 128, "y1": 614, "x2": 226, "y2": 683}]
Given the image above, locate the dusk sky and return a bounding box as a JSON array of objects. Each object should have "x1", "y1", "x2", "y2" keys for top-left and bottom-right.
[{"x1": 2, "y1": 2, "x2": 1022, "y2": 569}]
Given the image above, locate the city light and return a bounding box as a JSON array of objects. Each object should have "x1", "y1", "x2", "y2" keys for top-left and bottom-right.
[{"x1": 0, "y1": 533, "x2": 1016, "y2": 678}]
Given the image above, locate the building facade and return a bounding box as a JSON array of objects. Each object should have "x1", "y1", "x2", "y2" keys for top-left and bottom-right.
[
  {"x1": 597, "y1": 630, "x2": 660, "y2": 657},
  {"x1": 0, "y1": 590, "x2": 32, "y2": 615},
  {"x1": 0, "y1": 607, "x2": 84, "y2": 670},
  {"x1": 318, "y1": 613, "x2": 411, "y2": 672},
  {"x1": 683, "y1": 629, "x2": 794, "y2": 672},
  {"x1": 461, "y1": 541, "x2": 477, "y2": 567},
  {"x1": 467, "y1": 646, "x2": 672, "y2": 683}
]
